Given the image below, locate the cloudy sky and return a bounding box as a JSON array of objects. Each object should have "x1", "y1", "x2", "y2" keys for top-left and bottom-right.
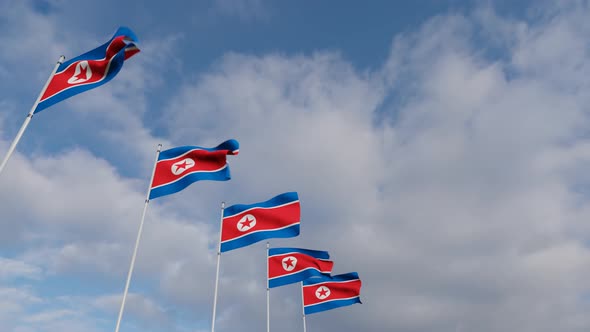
[{"x1": 1, "y1": 0, "x2": 590, "y2": 331}]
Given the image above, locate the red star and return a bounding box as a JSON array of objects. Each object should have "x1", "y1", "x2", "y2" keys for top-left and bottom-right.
[
  {"x1": 317, "y1": 287, "x2": 329, "y2": 298},
  {"x1": 283, "y1": 257, "x2": 295, "y2": 268},
  {"x1": 175, "y1": 160, "x2": 189, "y2": 172},
  {"x1": 74, "y1": 65, "x2": 90, "y2": 81},
  {"x1": 239, "y1": 216, "x2": 254, "y2": 229}
]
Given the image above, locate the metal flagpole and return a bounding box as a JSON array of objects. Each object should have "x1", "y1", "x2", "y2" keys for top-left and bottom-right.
[
  {"x1": 0, "y1": 55, "x2": 65, "y2": 176},
  {"x1": 114, "y1": 143, "x2": 161, "y2": 332},
  {"x1": 211, "y1": 201, "x2": 225, "y2": 332},
  {"x1": 301, "y1": 281, "x2": 307, "y2": 332},
  {"x1": 266, "y1": 242, "x2": 270, "y2": 332}
]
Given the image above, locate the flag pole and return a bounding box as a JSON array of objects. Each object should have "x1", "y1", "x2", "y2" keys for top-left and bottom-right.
[
  {"x1": 114, "y1": 143, "x2": 161, "y2": 332},
  {"x1": 266, "y1": 241, "x2": 270, "y2": 332},
  {"x1": 301, "y1": 281, "x2": 307, "y2": 332},
  {"x1": 211, "y1": 201, "x2": 225, "y2": 332},
  {"x1": 0, "y1": 55, "x2": 65, "y2": 176}
]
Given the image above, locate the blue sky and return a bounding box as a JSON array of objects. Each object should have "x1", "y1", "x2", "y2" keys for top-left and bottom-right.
[{"x1": 2, "y1": 1, "x2": 590, "y2": 332}]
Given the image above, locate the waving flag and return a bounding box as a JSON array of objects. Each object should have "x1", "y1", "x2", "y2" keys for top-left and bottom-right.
[
  {"x1": 268, "y1": 247, "x2": 333, "y2": 288},
  {"x1": 149, "y1": 139, "x2": 239, "y2": 199},
  {"x1": 34, "y1": 27, "x2": 140, "y2": 113},
  {"x1": 302, "y1": 272, "x2": 362, "y2": 315},
  {"x1": 221, "y1": 192, "x2": 300, "y2": 252}
]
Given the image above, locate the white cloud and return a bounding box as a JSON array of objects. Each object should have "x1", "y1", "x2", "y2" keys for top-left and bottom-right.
[
  {"x1": 0, "y1": 287, "x2": 42, "y2": 331},
  {"x1": 160, "y1": 3, "x2": 590, "y2": 332},
  {"x1": 93, "y1": 293, "x2": 172, "y2": 329},
  {"x1": 0, "y1": 258, "x2": 42, "y2": 280}
]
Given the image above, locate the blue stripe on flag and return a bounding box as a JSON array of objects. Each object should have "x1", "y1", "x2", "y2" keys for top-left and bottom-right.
[
  {"x1": 223, "y1": 192, "x2": 298, "y2": 218},
  {"x1": 149, "y1": 167, "x2": 231, "y2": 199},
  {"x1": 220, "y1": 224, "x2": 300, "y2": 253},
  {"x1": 269, "y1": 268, "x2": 330, "y2": 288},
  {"x1": 304, "y1": 297, "x2": 362, "y2": 315},
  {"x1": 158, "y1": 139, "x2": 239, "y2": 160},
  {"x1": 303, "y1": 272, "x2": 359, "y2": 285},
  {"x1": 268, "y1": 247, "x2": 329, "y2": 259}
]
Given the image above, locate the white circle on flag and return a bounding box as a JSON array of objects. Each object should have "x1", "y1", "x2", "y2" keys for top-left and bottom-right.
[
  {"x1": 237, "y1": 214, "x2": 256, "y2": 232},
  {"x1": 67, "y1": 60, "x2": 93, "y2": 84},
  {"x1": 281, "y1": 256, "x2": 298, "y2": 271},
  {"x1": 171, "y1": 158, "x2": 195, "y2": 175},
  {"x1": 315, "y1": 286, "x2": 331, "y2": 300}
]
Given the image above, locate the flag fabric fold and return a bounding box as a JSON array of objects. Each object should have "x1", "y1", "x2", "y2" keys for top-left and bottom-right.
[
  {"x1": 34, "y1": 26, "x2": 140, "y2": 113},
  {"x1": 221, "y1": 192, "x2": 300, "y2": 252},
  {"x1": 149, "y1": 139, "x2": 239, "y2": 199},
  {"x1": 302, "y1": 272, "x2": 362, "y2": 315},
  {"x1": 268, "y1": 247, "x2": 333, "y2": 288}
]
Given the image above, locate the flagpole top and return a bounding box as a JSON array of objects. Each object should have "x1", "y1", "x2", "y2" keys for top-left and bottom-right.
[{"x1": 58, "y1": 55, "x2": 65, "y2": 63}]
